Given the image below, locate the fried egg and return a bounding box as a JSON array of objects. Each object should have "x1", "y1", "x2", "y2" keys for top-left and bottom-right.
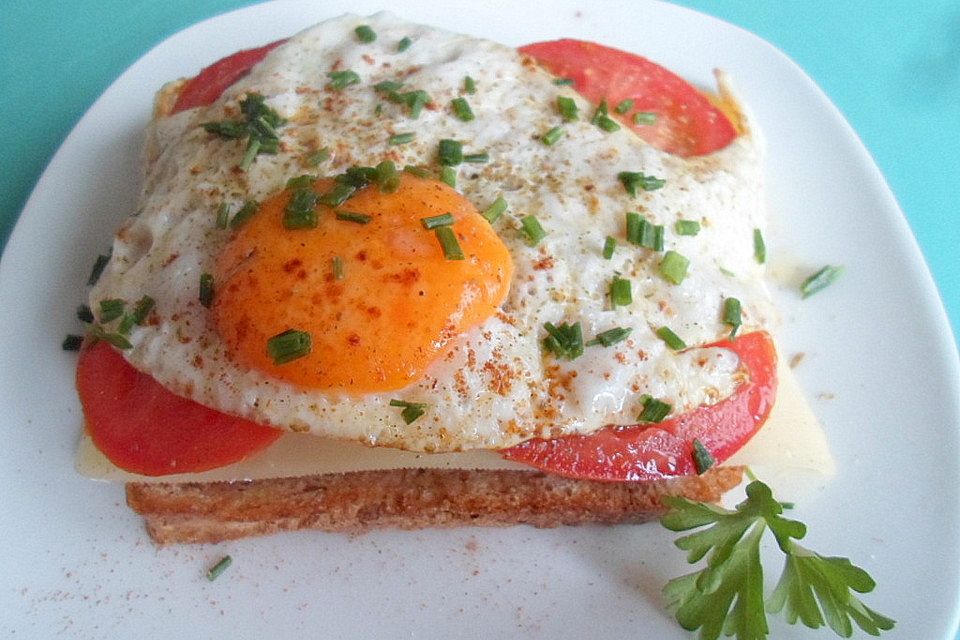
[{"x1": 90, "y1": 12, "x2": 774, "y2": 452}]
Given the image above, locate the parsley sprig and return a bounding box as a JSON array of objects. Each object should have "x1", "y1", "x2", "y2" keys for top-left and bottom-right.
[
  {"x1": 661, "y1": 480, "x2": 894, "y2": 639},
  {"x1": 202, "y1": 93, "x2": 286, "y2": 171}
]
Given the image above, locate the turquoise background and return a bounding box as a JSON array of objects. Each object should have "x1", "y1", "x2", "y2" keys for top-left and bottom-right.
[{"x1": 1, "y1": 0, "x2": 957, "y2": 347}]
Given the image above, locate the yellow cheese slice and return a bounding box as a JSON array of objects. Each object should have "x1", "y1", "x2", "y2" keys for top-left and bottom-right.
[{"x1": 76, "y1": 355, "x2": 834, "y2": 484}]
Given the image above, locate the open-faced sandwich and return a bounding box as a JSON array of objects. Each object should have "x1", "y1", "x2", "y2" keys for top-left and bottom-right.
[{"x1": 72, "y1": 12, "x2": 833, "y2": 545}]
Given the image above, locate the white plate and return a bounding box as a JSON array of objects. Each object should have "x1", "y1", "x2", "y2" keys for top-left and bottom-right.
[{"x1": 2, "y1": 1, "x2": 958, "y2": 637}]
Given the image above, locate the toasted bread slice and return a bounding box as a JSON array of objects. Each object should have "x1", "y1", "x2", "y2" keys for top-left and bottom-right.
[{"x1": 126, "y1": 466, "x2": 743, "y2": 544}]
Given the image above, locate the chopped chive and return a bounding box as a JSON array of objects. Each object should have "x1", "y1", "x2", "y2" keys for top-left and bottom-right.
[
  {"x1": 557, "y1": 96, "x2": 579, "y2": 122},
  {"x1": 335, "y1": 210, "x2": 373, "y2": 224},
  {"x1": 117, "y1": 313, "x2": 135, "y2": 336},
  {"x1": 676, "y1": 219, "x2": 701, "y2": 236},
  {"x1": 618, "y1": 171, "x2": 666, "y2": 196},
  {"x1": 389, "y1": 399, "x2": 428, "y2": 424},
  {"x1": 375, "y1": 160, "x2": 400, "y2": 193},
  {"x1": 132, "y1": 295, "x2": 155, "y2": 325},
  {"x1": 318, "y1": 183, "x2": 357, "y2": 207},
  {"x1": 388, "y1": 132, "x2": 416, "y2": 145},
  {"x1": 403, "y1": 165, "x2": 432, "y2": 178},
  {"x1": 652, "y1": 224, "x2": 665, "y2": 252},
  {"x1": 692, "y1": 439, "x2": 715, "y2": 474},
  {"x1": 199, "y1": 273, "x2": 214, "y2": 308},
  {"x1": 397, "y1": 36, "x2": 413, "y2": 52},
  {"x1": 542, "y1": 321, "x2": 584, "y2": 360},
  {"x1": 753, "y1": 228, "x2": 767, "y2": 264},
  {"x1": 596, "y1": 115, "x2": 621, "y2": 132},
  {"x1": 553, "y1": 77, "x2": 574, "y2": 86},
  {"x1": 541, "y1": 126, "x2": 565, "y2": 146},
  {"x1": 438, "y1": 139, "x2": 463, "y2": 166},
  {"x1": 586, "y1": 326, "x2": 632, "y2": 347},
  {"x1": 283, "y1": 190, "x2": 319, "y2": 229},
  {"x1": 719, "y1": 266, "x2": 737, "y2": 278},
  {"x1": 451, "y1": 97, "x2": 475, "y2": 122},
  {"x1": 62, "y1": 334, "x2": 83, "y2": 351},
  {"x1": 723, "y1": 297, "x2": 742, "y2": 338},
  {"x1": 610, "y1": 276, "x2": 632, "y2": 307},
  {"x1": 482, "y1": 196, "x2": 507, "y2": 224},
  {"x1": 201, "y1": 120, "x2": 247, "y2": 139},
  {"x1": 374, "y1": 79, "x2": 404, "y2": 92},
  {"x1": 238, "y1": 137, "x2": 261, "y2": 171},
  {"x1": 206, "y1": 555, "x2": 233, "y2": 581},
  {"x1": 77, "y1": 304, "x2": 93, "y2": 323},
  {"x1": 463, "y1": 76, "x2": 476, "y2": 94},
  {"x1": 626, "y1": 212, "x2": 643, "y2": 245},
  {"x1": 230, "y1": 199, "x2": 260, "y2": 229},
  {"x1": 332, "y1": 256, "x2": 345, "y2": 280},
  {"x1": 656, "y1": 326, "x2": 687, "y2": 350},
  {"x1": 800, "y1": 265, "x2": 844, "y2": 298},
  {"x1": 400, "y1": 89, "x2": 430, "y2": 118},
  {"x1": 602, "y1": 235, "x2": 616, "y2": 259},
  {"x1": 659, "y1": 250, "x2": 690, "y2": 285},
  {"x1": 88, "y1": 325, "x2": 132, "y2": 350},
  {"x1": 420, "y1": 213, "x2": 455, "y2": 229},
  {"x1": 267, "y1": 329, "x2": 312, "y2": 365},
  {"x1": 98, "y1": 299, "x2": 125, "y2": 323},
  {"x1": 638, "y1": 395, "x2": 671, "y2": 423},
  {"x1": 434, "y1": 226, "x2": 465, "y2": 260},
  {"x1": 88, "y1": 254, "x2": 110, "y2": 285},
  {"x1": 305, "y1": 147, "x2": 330, "y2": 166},
  {"x1": 286, "y1": 174, "x2": 317, "y2": 190},
  {"x1": 440, "y1": 166, "x2": 457, "y2": 188},
  {"x1": 614, "y1": 98, "x2": 634, "y2": 114},
  {"x1": 216, "y1": 202, "x2": 230, "y2": 229},
  {"x1": 633, "y1": 111, "x2": 657, "y2": 125},
  {"x1": 327, "y1": 70, "x2": 361, "y2": 90},
  {"x1": 463, "y1": 153, "x2": 489, "y2": 164},
  {"x1": 520, "y1": 215, "x2": 547, "y2": 246},
  {"x1": 355, "y1": 25, "x2": 377, "y2": 43}
]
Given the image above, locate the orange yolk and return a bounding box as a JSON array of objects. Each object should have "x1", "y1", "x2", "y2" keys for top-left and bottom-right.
[{"x1": 212, "y1": 174, "x2": 513, "y2": 393}]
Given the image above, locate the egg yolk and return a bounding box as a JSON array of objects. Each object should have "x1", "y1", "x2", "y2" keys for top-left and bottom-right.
[{"x1": 212, "y1": 173, "x2": 513, "y2": 393}]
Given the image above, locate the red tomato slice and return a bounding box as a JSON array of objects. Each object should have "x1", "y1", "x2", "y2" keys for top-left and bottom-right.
[
  {"x1": 76, "y1": 341, "x2": 281, "y2": 476},
  {"x1": 501, "y1": 331, "x2": 777, "y2": 481},
  {"x1": 171, "y1": 40, "x2": 286, "y2": 114},
  {"x1": 519, "y1": 39, "x2": 737, "y2": 156}
]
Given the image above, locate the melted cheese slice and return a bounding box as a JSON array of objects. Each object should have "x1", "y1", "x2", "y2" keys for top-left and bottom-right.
[{"x1": 76, "y1": 358, "x2": 833, "y2": 484}]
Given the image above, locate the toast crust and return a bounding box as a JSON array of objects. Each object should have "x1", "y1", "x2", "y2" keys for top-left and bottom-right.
[{"x1": 127, "y1": 467, "x2": 743, "y2": 545}]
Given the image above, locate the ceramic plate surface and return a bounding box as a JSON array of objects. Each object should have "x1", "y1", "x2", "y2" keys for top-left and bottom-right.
[{"x1": 1, "y1": 1, "x2": 958, "y2": 637}]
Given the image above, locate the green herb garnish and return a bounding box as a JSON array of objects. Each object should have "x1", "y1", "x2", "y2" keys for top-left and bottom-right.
[
  {"x1": 520, "y1": 215, "x2": 547, "y2": 246},
  {"x1": 438, "y1": 139, "x2": 463, "y2": 166},
  {"x1": 801, "y1": 265, "x2": 844, "y2": 298},
  {"x1": 656, "y1": 326, "x2": 687, "y2": 351},
  {"x1": 335, "y1": 210, "x2": 373, "y2": 224},
  {"x1": 132, "y1": 295, "x2": 155, "y2": 325},
  {"x1": 62, "y1": 335, "x2": 83, "y2": 351},
  {"x1": 553, "y1": 77, "x2": 574, "y2": 86},
  {"x1": 421, "y1": 213, "x2": 455, "y2": 229},
  {"x1": 633, "y1": 111, "x2": 657, "y2": 125},
  {"x1": 332, "y1": 256, "x2": 345, "y2": 281},
  {"x1": 659, "y1": 250, "x2": 690, "y2": 285},
  {"x1": 267, "y1": 329, "x2": 312, "y2": 365},
  {"x1": 88, "y1": 325, "x2": 132, "y2": 350},
  {"x1": 87, "y1": 254, "x2": 110, "y2": 286},
  {"x1": 542, "y1": 321, "x2": 584, "y2": 360},
  {"x1": 283, "y1": 189, "x2": 319, "y2": 229},
  {"x1": 754, "y1": 228, "x2": 767, "y2": 264},
  {"x1": 199, "y1": 273, "x2": 214, "y2": 308},
  {"x1": 638, "y1": 395, "x2": 671, "y2": 422},
  {"x1": 661, "y1": 480, "x2": 895, "y2": 639},
  {"x1": 618, "y1": 170, "x2": 666, "y2": 196},
  {"x1": 434, "y1": 226, "x2": 464, "y2": 260},
  {"x1": 77, "y1": 304, "x2": 93, "y2": 324},
  {"x1": 610, "y1": 276, "x2": 632, "y2": 307},
  {"x1": 615, "y1": 98, "x2": 634, "y2": 114},
  {"x1": 482, "y1": 196, "x2": 507, "y2": 224},
  {"x1": 389, "y1": 399, "x2": 428, "y2": 424},
  {"x1": 397, "y1": 37, "x2": 413, "y2": 52},
  {"x1": 676, "y1": 219, "x2": 701, "y2": 236},
  {"x1": 557, "y1": 96, "x2": 579, "y2": 122},
  {"x1": 206, "y1": 555, "x2": 233, "y2": 581},
  {"x1": 542, "y1": 126, "x2": 565, "y2": 146},
  {"x1": 230, "y1": 200, "x2": 260, "y2": 229},
  {"x1": 98, "y1": 299, "x2": 125, "y2": 323},
  {"x1": 602, "y1": 235, "x2": 616, "y2": 260},
  {"x1": 586, "y1": 326, "x2": 632, "y2": 347},
  {"x1": 451, "y1": 97, "x2": 475, "y2": 122},
  {"x1": 354, "y1": 25, "x2": 376, "y2": 43},
  {"x1": 327, "y1": 70, "x2": 361, "y2": 90},
  {"x1": 305, "y1": 147, "x2": 330, "y2": 166},
  {"x1": 723, "y1": 297, "x2": 742, "y2": 337},
  {"x1": 440, "y1": 166, "x2": 457, "y2": 188},
  {"x1": 691, "y1": 439, "x2": 714, "y2": 474},
  {"x1": 202, "y1": 93, "x2": 285, "y2": 171},
  {"x1": 388, "y1": 132, "x2": 416, "y2": 145}
]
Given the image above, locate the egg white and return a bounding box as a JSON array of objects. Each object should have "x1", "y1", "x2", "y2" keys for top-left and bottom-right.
[{"x1": 91, "y1": 12, "x2": 774, "y2": 452}]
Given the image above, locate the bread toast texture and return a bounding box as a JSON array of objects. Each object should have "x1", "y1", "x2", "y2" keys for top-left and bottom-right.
[{"x1": 127, "y1": 466, "x2": 743, "y2": 544}]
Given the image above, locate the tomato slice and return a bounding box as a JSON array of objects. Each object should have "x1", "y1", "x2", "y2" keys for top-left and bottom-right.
[
  {"x1": 76, "y1": 341, "x2": 281, "y2": 476},
  {"x1": 501, "y1": 331, "x2": 777, "y2": 481},
  {"x1": 519, "y1": 39, "x2": 737, "y2": 156},
  {"x1": 171, "y1": 40, "x2": 286, "y2": 114}
]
